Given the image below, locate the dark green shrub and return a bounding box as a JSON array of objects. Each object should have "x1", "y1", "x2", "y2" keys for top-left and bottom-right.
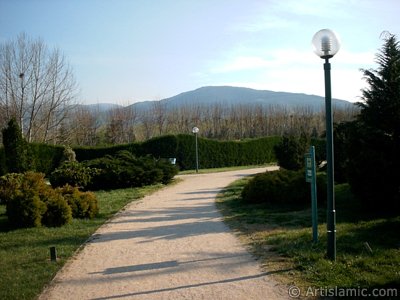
[
  {"x1": 0, "y1": 147, "x2": 6, "y2": 176},
  {"x1": 274, "y1": 133, "x2": 309, "y2": 171},
  {"x1": 84, "y1": 152, "x2": 136, "y2": 190},
  {"x1": 85, "y1": 151, "x2": 178, "y2": 190},
  {"x1": 242, "y1": 169, "x2": 327, "y2": 206},
  {"x1": 42, "y1": 189, "x2": 72, "y2": 227},
  {"x1": 156, "y1": 158, "x2": 179, "y2": 184},
  {"x1": 242, "y1": 169, "x2": 306, "y2": 205},
  {"x1": 58, "y1": 185, "x2": 98, "y2": 219},
  {"x1": 2, "y1": 118, "x2": 29, "y2": 173},
  {"x1": 49, "y1": 161, "x2": 98, "y2": 189}
]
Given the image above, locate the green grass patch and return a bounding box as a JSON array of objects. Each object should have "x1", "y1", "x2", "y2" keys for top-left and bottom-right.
[
  {"x1": 0, "y1": 183, "x2": 164, "y2": 300},
  {"x1": 217, "y1": 179, "x2": 400, "y2": 295}
]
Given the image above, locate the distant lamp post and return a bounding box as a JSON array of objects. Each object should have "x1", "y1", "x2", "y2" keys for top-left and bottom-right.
[
  {"x1": 192, "y1": 126, "x2": 199, "y2": 173},
  {"x1": 19, "y1": 72, "x2": 25, "y2": 135},
  {"x1": 312, "y1": 29, "x2": 340, "y2": 261}
]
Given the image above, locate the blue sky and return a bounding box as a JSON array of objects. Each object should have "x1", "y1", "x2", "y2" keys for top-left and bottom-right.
[{"x1": 1, "y1": 0, "x2": 399, "y2": 104}]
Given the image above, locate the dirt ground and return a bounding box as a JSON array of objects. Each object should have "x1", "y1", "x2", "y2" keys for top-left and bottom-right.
[{"x1": 39, "y1": 167, "x2": 290, "y2": 300}]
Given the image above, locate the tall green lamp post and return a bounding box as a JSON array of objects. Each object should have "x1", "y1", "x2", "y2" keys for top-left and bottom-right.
[
  {"x1": 192, "y1": 126, "x2": 199, "y2": 173},
  {"x1": 312, "y1": 29, "x2": 340, "y2": 261}
]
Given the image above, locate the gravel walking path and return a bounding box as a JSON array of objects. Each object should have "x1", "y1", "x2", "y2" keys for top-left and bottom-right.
[{"x1": 39, "y1": 167, "x2": 289, "y2": 300}]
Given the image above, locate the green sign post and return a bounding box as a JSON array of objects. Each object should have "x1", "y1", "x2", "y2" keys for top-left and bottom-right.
[{"x1": 305, "y1": 146, "x2": 318, "y2": 243}]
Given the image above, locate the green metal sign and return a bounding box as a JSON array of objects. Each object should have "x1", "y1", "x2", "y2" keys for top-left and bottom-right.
[
  {"x1": 305, "y1": 155, "x2": 313, "y2": 183},
  {"x1": 305, "y1": 146, "x2": 318, "y2": 243}
]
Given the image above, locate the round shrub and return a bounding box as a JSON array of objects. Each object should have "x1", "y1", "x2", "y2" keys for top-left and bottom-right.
[
  {"x1": 7, "y1": 192, "x2": 46, "y2": 228},
  {"x1": 0, "y1": 173, "x2": 24, "y2": 204},
  {"x1": 42, "y1": 189, "x2": 72, "y2": 227},
  {"x1": 58, "y1": 185, "x2": 99, "y2": 219},
  {"x1": 242, "y1": 169, "x2": 327, "y2": 206},
  {"x1": 4, "y1": 172, "x2": 73, "y2": 228},
  {"x1": 5, "y1": 172, "x2": 49, "y2": 227}
]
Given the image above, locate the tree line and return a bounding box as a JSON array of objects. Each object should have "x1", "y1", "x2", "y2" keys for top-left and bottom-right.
[{"x1": 68, "y1": 103, "x2": 358, "y2": 146}]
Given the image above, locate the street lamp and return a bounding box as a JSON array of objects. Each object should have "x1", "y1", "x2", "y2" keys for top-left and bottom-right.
[
  {"x1": 312, "y1": 29, "x2": 340, "y2": 261},
  {"x1": 19, "y1": 73, "x2": 24, "y2": 135},
  {"x1": 192, "y1": 126, "x2": 199, "y2": 173}
]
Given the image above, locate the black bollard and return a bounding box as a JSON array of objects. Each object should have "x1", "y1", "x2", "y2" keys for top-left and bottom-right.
[{"x1": 50, "y1": 246, "x2": 57, "y2": 262}]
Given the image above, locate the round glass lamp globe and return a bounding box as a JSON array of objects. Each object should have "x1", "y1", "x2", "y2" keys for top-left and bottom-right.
[
  {"x1": 192, "y1": 127, "x2": 199, "y2": 134},
  {"x1": 312, "y1": 29, "x2": 340, "y2": 58}
]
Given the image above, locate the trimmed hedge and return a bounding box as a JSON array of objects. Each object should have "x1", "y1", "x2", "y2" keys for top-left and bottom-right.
[
  {"x1": 2, "y1": 135, "x2": 282, "y2": 176},
  {"x1": 139, "y1": 135, "x2": 178, "y2": 158},
  {"x1": 176, "y1": 135, "x2": 281, "y2": 170},
  {"x1": 73, "y1": 135, "x2": 280, "y2": 171},
  {"x1": 74, "y1": 143, "x2": 141, "y2": 162},
  {"x1": 28, "y1": 143, "x2": 64, "y2": 175}
]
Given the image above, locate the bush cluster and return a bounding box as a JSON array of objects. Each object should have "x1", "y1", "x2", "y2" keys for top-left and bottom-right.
[
  {"x1": 0, "y1": 172, "x2": 98, "y2": 228},
  {"x1": 57, "y1": 185, "x2": 98, "y2": 219},
  {"x1": 242, "y1": 169, "x2": 327, "y2": 206},
  {"x1": 84, "y1": 150, "x2": 178, "y2": 190},
  {"x1": 49, "y1": 161, "x2": 99, "y2": 189}
]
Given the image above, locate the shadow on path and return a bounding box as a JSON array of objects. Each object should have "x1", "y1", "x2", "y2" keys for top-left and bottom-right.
[{"x1": 91, "y1": 269, "x2": 291, "y2": 300}]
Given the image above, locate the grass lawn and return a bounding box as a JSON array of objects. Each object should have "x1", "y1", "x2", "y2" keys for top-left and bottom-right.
[
  {"x1": 0, "y1": 183, "x2": 164, "y2": 300},
  {"x1": 216, "y1": 178, "x2": 400, "y2": 298}
]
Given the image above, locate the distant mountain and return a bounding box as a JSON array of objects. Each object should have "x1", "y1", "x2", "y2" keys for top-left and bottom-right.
[
  {"x1": 77, "y1": 103, "x2": 123, "y2": 113},
  {"x1": 129, "y1": 86, "x2": 353, "y2": 112}
]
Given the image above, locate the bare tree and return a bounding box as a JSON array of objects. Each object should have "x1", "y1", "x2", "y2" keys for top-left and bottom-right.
[
  {"x1": 105, "y1": 105, "x2": 137, "y2": 144},
  {"x1": 68, "y1": 106, "x2": 101, "y2": 146},
  {"x1": 152, "y1": 101, "x2": 167, "y2": 136},
  {"x1": 0, "y1": 33, "x2": 77, "y2": 143}
]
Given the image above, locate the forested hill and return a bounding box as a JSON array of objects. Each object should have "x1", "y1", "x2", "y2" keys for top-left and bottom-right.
[{"x1": 129, "y1": 86, "x2": 353, "y2": 112}]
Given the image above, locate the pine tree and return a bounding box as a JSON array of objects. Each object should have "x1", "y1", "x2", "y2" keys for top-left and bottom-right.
[
  {"x1": 347, "y1": 33, "x2": 400, "y2": 213},
  {"x1": 358, "y1": 33, "x2": 400, "y2": 138}
]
